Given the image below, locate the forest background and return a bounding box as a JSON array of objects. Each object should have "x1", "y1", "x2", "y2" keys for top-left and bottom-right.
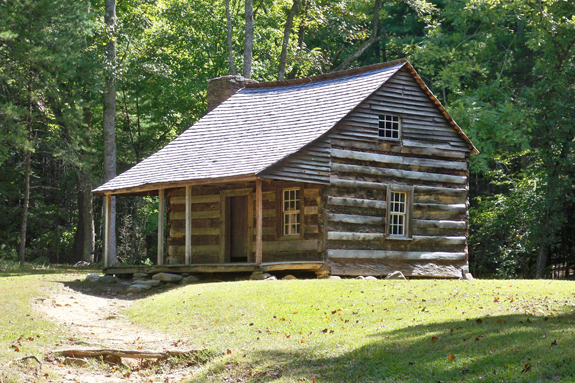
[{"x1": 1, "y1": 0, "x2": 573, "y2": 279}]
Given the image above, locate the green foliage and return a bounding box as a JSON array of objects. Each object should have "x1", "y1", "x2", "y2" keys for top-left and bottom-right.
[{"x1": 1, "y1": 0, "x2": 573, "y2": 275}]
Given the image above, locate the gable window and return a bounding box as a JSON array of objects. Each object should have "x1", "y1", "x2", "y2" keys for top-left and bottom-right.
[
  {"x1": 386, "y1": 186, "x2": 413, "y2": 239},
  {"x1": 378, "y1": 115, "x2": 400, "y2": 139},
  {"x1": 283, "y1": 188, "x2": 301, "y2": 235}
]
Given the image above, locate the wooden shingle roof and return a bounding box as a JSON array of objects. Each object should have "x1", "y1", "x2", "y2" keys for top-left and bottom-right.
[{"x1": 93, "y1": 59, "x2": 477, "y2": 195}]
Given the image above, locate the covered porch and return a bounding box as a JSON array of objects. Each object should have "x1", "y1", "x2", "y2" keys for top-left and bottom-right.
[{"x1": 101, "y1": 176, "x2": 327, "y2": 277}]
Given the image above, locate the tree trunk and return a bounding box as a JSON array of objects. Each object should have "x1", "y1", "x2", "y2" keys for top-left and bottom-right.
[
  {"x1": 536, "y1": 209, "x2": 551, "y2": 279},
  {"x1": 334, "y1": 0, "x2": 383, "y2": 72},
  {"x1": 18, "y1": 147, "x2": 31, "y2": 264},
  {"x1": 103, "y1": 0, "x2": 117, "y2": 265},
  {"x1": 243, "y1": 0, "x2": 254, "y2": 78},
  {"x1": 226, "y1": 0, "x2": 236, "y2": 75},
  {"x1": 278, "y1": 0, "x2": 300, "y2": 80},
  {"x1": 74, "y1": 169, "x2": 95, "y2": 262},
  {"x1": 18, "y1": 95, "x2": 33, "y2": 264}
]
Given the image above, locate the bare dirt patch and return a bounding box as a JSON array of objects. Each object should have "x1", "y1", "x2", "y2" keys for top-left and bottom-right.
[{"x1": 33, "y1": 283, "x2": 201, "y2": 382}]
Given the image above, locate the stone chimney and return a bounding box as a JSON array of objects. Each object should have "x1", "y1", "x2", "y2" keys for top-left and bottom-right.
[{"x1": 206, "y1": 75, "x2": 258, "y2": 113}]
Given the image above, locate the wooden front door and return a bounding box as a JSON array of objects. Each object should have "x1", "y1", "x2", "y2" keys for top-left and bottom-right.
[{"x1": 227, "y1": 195, "x2": 248, "y2": 262}]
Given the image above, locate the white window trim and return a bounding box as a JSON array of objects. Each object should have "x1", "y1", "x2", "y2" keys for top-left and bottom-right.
[
  {"x1": 282, "y1": 187, "x2": 301, "y2": 236},
  {"x1": 386, "y1": 185, "x2": 413, "y2": 239},
  {"x1": 378, "y1": 114, "x2": 401, "y2": 141}
]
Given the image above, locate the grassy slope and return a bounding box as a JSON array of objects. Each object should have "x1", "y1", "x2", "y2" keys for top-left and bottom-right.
[{"x1": 127, "y1": 279, "x2": 575, "y2": 383}]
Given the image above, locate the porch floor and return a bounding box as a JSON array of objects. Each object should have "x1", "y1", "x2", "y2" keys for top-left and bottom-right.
[{"x1": 103, "y1": 261, "x2": 324, "y2": 276}]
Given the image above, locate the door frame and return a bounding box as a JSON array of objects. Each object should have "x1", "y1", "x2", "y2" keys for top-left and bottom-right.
[{"x1": 219, "y1": 188, "x2": 254, "y2": 263}]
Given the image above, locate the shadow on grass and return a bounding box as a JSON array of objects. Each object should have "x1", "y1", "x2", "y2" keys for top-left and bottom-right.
[{"x1": 242, "y1": 311, "x2": 575, "y2": 383}]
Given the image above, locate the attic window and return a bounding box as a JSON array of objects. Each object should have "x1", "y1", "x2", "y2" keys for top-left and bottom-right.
[{"x1": 378, "y1": 115, "x2": 400, "y2": 139}]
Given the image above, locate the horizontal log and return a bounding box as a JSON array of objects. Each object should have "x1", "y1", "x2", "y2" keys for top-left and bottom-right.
[
  {"x1": 414, "y1": 185, "x2": 468, "y2": 197},
  {"x1": 330, "y1": 138, "x2": 467, "y2": 159},
  {"x1": 331, "y1": 149, "x2": 467, "y2": 171},
  {"x1": 170, "y1": 227, "x2": 220, "y2": 237},
  {"x1": 304, "y1": 206, "x2": 319, "y2": 215},
  {"x1": 327, "y1": 232, "x2": 385, "y2": 241},
  {"x1": 170, "y1": 195, "x2": 219, "y2": 204},
  {"x1": 327, "y1": 249, "x2": 466, "y2": 261},
  {"x1": 327, "y1": 196, "x2": 386, "y2": 209},
  {"x1": 402, "y1": 138, "x2": 470, "y2": 153},
  {"x1": 253, "y1": 240, "x2": 319, "y2": 253},
  {"x1": 412, "y1": 235, "x2": 467, "y2": 245},
  {"x1": 332, "y1": 163, "x2": 467, "y2": 185},
  {"x1": 329, "y1": 178, "x2": 387, "y2": 190},
  {"x1": 170, "y1": 211, "x2": 219, "y2": 220},
  {"x1": 305, "y1": 224, "x2": 319, "y2": 233},
  {"x1": 262, "y1": 191, "x2": 276, "y2": 200},
  {"x1": 304, "y1": 188, "x2": 320, "y2": 197},
  {"x1": 326, "y1": 258, "x2": 465, "y2": 278},
  {"x1": 327, "y1": 213, "x2": 384, "y2": 225},
  {"x1": 168, "y1": 245, "x2": 219, "y2": 256},
  {"x1": 413, "y1": 220, "x2": 467, "y2": 230},
  {"x1": 260, "y1": 261, "x2": 324, "y2": 272},
  {"x1": 56, "y1": 348, "x2": 201, "y2": 360},
  {"x1": 414, "y1": 203, "x2": 467, "y2": 212}
]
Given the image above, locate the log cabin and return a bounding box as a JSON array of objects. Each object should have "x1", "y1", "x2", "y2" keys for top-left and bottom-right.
[{"x1": 94, "y1": 58, "x2": 478, "y2": 278}]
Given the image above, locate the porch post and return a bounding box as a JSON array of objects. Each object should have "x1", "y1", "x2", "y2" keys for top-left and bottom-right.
[
  {"x1": 157, "y1": 188, "x2": 165, "y2": 265},
  {"x1": 185, "y1": 185, "x2": 192, "y2": 264},
  {"x1": 255, "y1": 178, "x2": 263, "y2": 264},
  {"x1": 104, "y1": 193, "x2": 112, "y2": 268}
]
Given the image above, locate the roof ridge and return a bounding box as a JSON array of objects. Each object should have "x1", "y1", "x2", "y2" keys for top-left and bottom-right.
[{"x1": 246, "y1": 58, "x2": 408, "y2": 88}]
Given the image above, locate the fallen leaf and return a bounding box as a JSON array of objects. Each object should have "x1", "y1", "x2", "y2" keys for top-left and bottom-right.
[
  {"x1": 431, "y1": 336, "x2": 440, "y2": 342},
  {"x1": 521, "y1": 363, "x2": 531, "y2": 373},
  {"x1": 448, "y1": 353, "x2": 455, "y2": 361},
  {"x1": 227, "y1": 349, "x2": 232, "y2": 354},
  {"x1": 301, "y1": 340, "x2": 305, "y2": 343},
  {"x1": 476, "y1": 318, "x2": 483, "y2": 324},
  {"x1": 321, "y1": 329, "x2": 328, "y2": 333},
  {"x1": 551, "y1": 340, "x2": 558, "y2": 346}
]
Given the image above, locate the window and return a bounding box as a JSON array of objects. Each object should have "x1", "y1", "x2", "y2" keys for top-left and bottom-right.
[
  {"x1": 378, "y1": 115, "x2": 400, "y2": 139},
  {"x1": 389, "y1": 191, "x2": 407, "y2": 236},
  {"x1": 386, "y1": 186, "x2": 413, "y2": 239},
  {"x1": 283, "y1": 188, "x2": 300, "y2": 235}
]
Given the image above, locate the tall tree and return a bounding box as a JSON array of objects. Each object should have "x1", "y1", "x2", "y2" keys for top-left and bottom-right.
[
  {"x1": 226, "y1": 0, "x2": 237, "y2": 75},
  {"x1": 103, "y1": 0, "x2": 118, "y2": 265},
  {"x1": 243, "y1": 0, "x2": 254, "y2": 78},
  {"x1": 278, "y1": 0, "x2": 301, "y2": 80}
]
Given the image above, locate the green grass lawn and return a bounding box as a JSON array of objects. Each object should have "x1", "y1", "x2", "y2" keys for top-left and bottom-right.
[
  {"x1": 127, "y1": 278, "x2": 575, "y2": 383},
  {"x1": 0, "y1": 265, "x2": 95, "y2": 382}
]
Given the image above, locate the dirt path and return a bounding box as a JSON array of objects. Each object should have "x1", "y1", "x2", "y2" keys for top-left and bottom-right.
[{"x1": 34, "y1": 284, "x2": 199, "y2": 382}]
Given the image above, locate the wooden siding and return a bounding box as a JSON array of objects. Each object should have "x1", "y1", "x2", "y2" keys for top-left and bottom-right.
[
  {"x1": 323, "y1": 67, "x2": 470, "y2": 278},
  {"x1": 259, "y1": 140, "x2": 331, "y2": 184},
  {"x1": 166, "y1": 181, "x2": 324, "y2": 264}
]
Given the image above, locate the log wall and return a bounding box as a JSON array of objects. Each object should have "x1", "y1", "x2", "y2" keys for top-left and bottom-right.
[
  {"x1": 166, "y1": 181, "x2": 324, "y2": 264},
  {"x1": 323, "y1": 66, "x2": 471, "y2": 278}
]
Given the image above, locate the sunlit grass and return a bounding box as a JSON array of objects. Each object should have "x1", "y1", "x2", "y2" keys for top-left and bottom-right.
[{"x1": 127, "y1": 279, "x2": 575, "y2": 382}]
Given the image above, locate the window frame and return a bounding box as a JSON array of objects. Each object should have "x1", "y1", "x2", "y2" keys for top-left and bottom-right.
[
  {"x1": 378, "y1": 114, "x2": 401, "y2": 141},
  {"x1": 385, "y1": 185, "x2": 414, "y2": 239},
  {"x1": 281, "y1": 187, "x2": 303, "y2": 237}
]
